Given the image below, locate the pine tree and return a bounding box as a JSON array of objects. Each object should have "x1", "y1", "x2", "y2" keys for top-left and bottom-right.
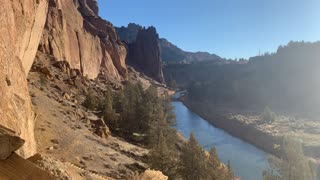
[
  {"x1": 149, "y1": 130, "x2": 178, "y2": 179},
  {"x1": 179, "y1": 133, "x2": 206, "y2": 180},
  {"x1": 113, "y1": 89, "x2": 124, "y2": 113},
  {"x1": 226, "y1": 160, "x2": 234, "y2": 180},
  {"x1": 206, "y1": 147, "x2": 221, "y2": 179},
  {"x1": 163, "y1": 93, "x2": 176, "y2": 125},
  {"x1": 102, "y1": 88, "x2": 116, "y2": 128},
  {"x1": 120, "y1": 82, "x2": 141, "y2": 132}
]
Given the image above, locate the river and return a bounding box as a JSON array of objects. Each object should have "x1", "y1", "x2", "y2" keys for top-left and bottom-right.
[{"x1": 171, "y1": 99, "x2": 269, "y2": 180}]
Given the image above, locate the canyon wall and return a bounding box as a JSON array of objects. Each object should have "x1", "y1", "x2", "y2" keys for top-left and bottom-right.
[
  {"x1": 0, "y1": 0, "x2": 129, "y2": 158},
  {"x1": 39, "y1": 0, "x2": 128, "y2": 80},
  {"x1": 0, "y1": 0, "x2": 48, "y2": 158},
  {"x1": 128, "y1": 27, "x2": 164, "y2": 83}
]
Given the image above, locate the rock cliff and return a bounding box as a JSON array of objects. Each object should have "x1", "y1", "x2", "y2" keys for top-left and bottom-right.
[
  {"x1": 0, "y1": 0, "x2": 130, "y2": 159},
  {"x1": 117, "y1": 24, "x2": 222, "y2": 63},
  {"x1": 128, "y1": 27, "x2": 165, "y2": 83},
  {"x1": 39, "y1": 0, "x2": 128, "y2": 80},
  {"x1": 0, "y1": 0, "x2": 48, "y2": 158}
]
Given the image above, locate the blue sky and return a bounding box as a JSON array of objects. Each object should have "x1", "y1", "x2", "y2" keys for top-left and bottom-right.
[{"x1": 97, "y1": 0, "x2": 320, "y2": 59}]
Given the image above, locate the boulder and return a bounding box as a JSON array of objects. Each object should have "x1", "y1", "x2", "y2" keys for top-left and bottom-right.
[
  {"x1": 39, "y1": 67, "x2": 52, "y2": 78},
  {"x1": 131, "y1": 169, "x2": 168, "y2": 180},
  {"x1": 54, "y1": 84, "x2": 70, "y2": 94},
  {"x1": 0, "y1": 153, "x2": 54, "y2": 180},
  {"x1": 90, "y1": 118, "x2": 111, "y2": 139},
  {"x1": 28, "y1": 153, "x2": 71, "y2": 180},
  {"x1": 0, "y1": 126, "x2": 25, "y2": 160}
]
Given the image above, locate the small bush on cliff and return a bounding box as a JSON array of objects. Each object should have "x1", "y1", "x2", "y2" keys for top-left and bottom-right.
[
  {"x1": 262, "y1": 106, "x2": 277, "y2": 123},
  {"x1": 83, "y1": 88, "x2": 97, "y2": 110},
  {"x1": 170, "y1": 80, "x2": 177, "y2": 89},
  {"x1": 39, "y1": 75, "x2": 48, "y2": 87}
]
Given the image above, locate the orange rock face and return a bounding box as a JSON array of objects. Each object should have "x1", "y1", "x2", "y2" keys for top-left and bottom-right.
[
  {"x1": 39, "y1": 0, "x2": 128, "y2": 80},
  {"x1": 0, "y1": 0, "x2": 49, "y2": 158},
  {"x1": 0, "y1": 0, "x2": 128, "y2": 159}
]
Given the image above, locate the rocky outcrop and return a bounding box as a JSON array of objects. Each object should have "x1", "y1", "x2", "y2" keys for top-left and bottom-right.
[
  {"x1": 0, "y1": 0, "x2": 127, "y2": 160},
  {"x1": 116, "y1": 24, "x2": 222, "y2": 63},
  {"x1": 0, "y1": 153, "x2": 54, "y2": 180},
  {"x1": 128, "y1": 27, "x2": 165, "y2": 83},
  {"x1": 39, "y1": 0, "x2": 128, "y2": 80},
  {"x1": 0, "y1": 0, "x2": 48, "y2": 158},
  {"x1": 117, "y1": 23, "x2": 142, "y2": 43},
  {"x1": 0, "y1": 126, "x2": 25, "y2": 160},
  {"x1": 28, "y1": 154, "x2": 71, "y2": 179},
  {"x1": 131, "y1": 169, "x2": 168, "y2": 180}
]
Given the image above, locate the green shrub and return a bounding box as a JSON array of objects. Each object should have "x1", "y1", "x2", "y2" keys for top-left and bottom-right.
[
  {"x1": 39, "y1": 75, "x2": 48, "y2": 87},
  {"x1": 263, "y1": 106, "x2": 277, "y2": 123},
  {"x1": 83, "y1": 88, "x2": 97, "y2": 110}
]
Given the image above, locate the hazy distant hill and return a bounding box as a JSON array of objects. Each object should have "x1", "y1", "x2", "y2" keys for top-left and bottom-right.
[
  {"x1": 165, "y1": 41, "x2": 320, "y2": 114},
  {"x1": 116, "y1": 23, "x2": 222, "y2": 63},
  {"x1": 159, "y1": 38, "x2": 222, "y2": 62}
]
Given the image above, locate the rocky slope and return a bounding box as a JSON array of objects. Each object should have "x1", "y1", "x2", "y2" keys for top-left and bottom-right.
[
  {"x1": 128, "y1": 27, "x2": 165, "y2": 83},
  {"x1": 26, "y1": 51, "x2": 171, "y2": 179},
  {"x1": 39, "y1": 0, "x2": 128, "y2": 80}
]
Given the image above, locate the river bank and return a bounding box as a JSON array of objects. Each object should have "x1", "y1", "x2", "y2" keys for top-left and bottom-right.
[
  {"x1": 181, "y1": 96, "x2": 320, "y2": 159},
  {"x1": 171, "y1": 100, "x2": 269, "y2": 180}
]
